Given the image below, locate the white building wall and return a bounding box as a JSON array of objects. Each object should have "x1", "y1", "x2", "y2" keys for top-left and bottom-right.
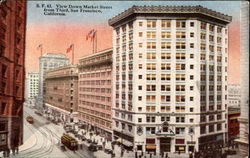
[
  {"x1": 112, "y1": 15, "x2": 229, "y2": 154},
  {"x1": 237, "y1": 1, "x2": 249, "y2": 156}
]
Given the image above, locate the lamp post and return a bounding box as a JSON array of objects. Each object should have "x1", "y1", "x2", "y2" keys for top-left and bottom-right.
[{"x1": 120, "y1": 129, "x2": 124, "y2": 157}]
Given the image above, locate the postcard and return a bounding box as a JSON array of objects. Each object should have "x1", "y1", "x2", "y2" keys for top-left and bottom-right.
[{"x1": 0, "y1": 0, "x2": 248, "y2": 158}]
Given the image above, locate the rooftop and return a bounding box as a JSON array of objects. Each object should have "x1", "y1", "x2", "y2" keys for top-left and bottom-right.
[
  {"x1": 79, "y1": 48, "x2": 112, "y2": 61},
  {"x1": 40, "y1": 53, "x2": 68, "y2": 59},
  {"x1": 109, "y1": 5, "x2": 232, "y2": 26}
]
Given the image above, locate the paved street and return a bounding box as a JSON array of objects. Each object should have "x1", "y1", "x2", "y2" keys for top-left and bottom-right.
[
  {"x1": 5, "y1": 106, "x2": 94, "y2": 158},
  {"x1": 1, "y1": 106, "x2": 244, "y2": 158}
]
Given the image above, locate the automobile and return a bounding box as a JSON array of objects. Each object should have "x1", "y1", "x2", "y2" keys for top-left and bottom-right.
[
  {"x1": 88, "y1": 144, "x2": 98, "y2": 152},
  {"x1": 81, "y1": 136, "x2": 86, "y2": 141},
  {"x1": 96, "y1": 145, "x2": 103, "y2": 150},
  {"x1": 26, "y1": 116, "x2": 34, "y2": 124},
  {"x1": 225, "y1": 149, "x2": 237, "y2": 155},
  {"x1": 78, "y1": 124, "x2": 86, "y2": 129},
  {"x1": 86, "y1": 139, "x2": 92, "y2": 143},
  {"x1": 34, "y1": 111, "x2": 42, "y2": 116},
  {"x1": 104, "y1": 148, "x2": 113, "y2": 154},
  {"x1": 60, "y1": 145, "x2": 66, "y2": 151}
]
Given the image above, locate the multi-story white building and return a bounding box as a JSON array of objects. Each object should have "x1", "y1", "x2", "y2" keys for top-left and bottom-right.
[
  {"x1": 36, "y1": 53, "x2": 69, "y2": 111},
  {"x1": 228, "y1": 84, "x2": 240, "y2": 107},
  {"x1": 236, "y1": 1, "x2": 249, "y2": 157},
  {"x1": 109, "y1": 5, "x2": 231, "y2": 154},
  {"x1": 25, "y1": 72, "x2": 39, "y2": 106}
]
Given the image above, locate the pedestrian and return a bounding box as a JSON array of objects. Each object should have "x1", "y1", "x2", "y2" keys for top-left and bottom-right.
[
  {"x1": 189, "y1": 151, "x2": 193, "y2": 158},
  {"x1": 165, "y1": 152, "x2": 168, "y2": 158},
  {"x1": 160, "y1": 152, "x2": 163, "y2": 157}
]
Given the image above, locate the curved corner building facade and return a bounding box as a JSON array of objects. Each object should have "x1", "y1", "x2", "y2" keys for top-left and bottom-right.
[{"x1": 109, "y1": 5, "x2": 231, "y2": 154}]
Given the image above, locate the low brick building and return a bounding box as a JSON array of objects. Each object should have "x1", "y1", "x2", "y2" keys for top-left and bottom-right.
[{"x1": 228, "y1": 106, "x2": 240, "y2": 146}]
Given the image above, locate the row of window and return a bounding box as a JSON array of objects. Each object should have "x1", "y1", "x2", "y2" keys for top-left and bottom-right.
[
  {"x1": 79, "y1": 71, "x2": 111, "y2": 78},
  {"x1": 79, "y1": 80, "x2": 112, "y2": 85},
  {"x1": 116, "y1": 20, "x2": 225, "y2": 32},
  {"x1": 200, "y1": 114, "x2": 222, "y2": 122},
  {"x1": 79, "y1": 100, "x2": 111, "y2": 111},
  {"x1": 200, "y1": 95, "x2": 226, "y2": 102},
  {"x1": 80, "y1": 113, "x2": 112, "y2": 129},
  {"x1": 79, "y1": 87, "x2": 111, "y2": 94},
  {"x1": 79, "y1": 107, "x2": 111, "y2": 119},
  {"x1": 136, "y1": 106, "x2": 195, "y2": 113},
  {"x1": 134, "y1": 32, "x2": 226, "y2": 43},
  {"x1": 79, "y1": 94, "x2": 111, "y2": 102},
  {"x1": 200, "y1": 124, "x2": 222, "y2": 134}
]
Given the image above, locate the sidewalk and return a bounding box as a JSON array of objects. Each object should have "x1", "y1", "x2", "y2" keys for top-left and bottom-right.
[
  {"x1": 18, "y1": 133, "x2": 37, "y2": 152},
  {"x1": 69, "y1": 127, "x2": 189, "y2": 158}
]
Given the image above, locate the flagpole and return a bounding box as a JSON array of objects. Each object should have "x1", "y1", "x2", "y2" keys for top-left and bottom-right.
[
  {"x1": 72, "y1": 44, "x2": 74, "y2": 65},
  {"x1": 41, "y1": 47, "x2": 42, "y2": 56},
  {"x1": 92, "y1": 35, "x2": 95, "y2": 54},
  {"x1": 95, "y1": 31, "x2": 97, "y2": 53}
]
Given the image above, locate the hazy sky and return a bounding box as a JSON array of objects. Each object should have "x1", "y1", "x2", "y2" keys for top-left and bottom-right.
[{"x1": 26, "y1": 1, "x2": 241, "y2": 84}]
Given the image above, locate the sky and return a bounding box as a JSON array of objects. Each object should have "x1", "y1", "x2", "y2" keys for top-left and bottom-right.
[{"x1": 26, "y1": 1, "x2": 241, "y2": 84}]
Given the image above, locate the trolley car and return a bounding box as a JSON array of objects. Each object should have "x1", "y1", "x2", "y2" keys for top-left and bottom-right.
[
  {"x1": 61, "y1": 133, "x2": 78, "y2": 151},
  {"x1": 26, "y1": 116, "x2": 34, "y2": 124}
]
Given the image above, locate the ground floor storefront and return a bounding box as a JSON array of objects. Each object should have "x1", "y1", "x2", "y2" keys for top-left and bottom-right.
[
  {"x1": 44, "y1": 103, "x2": 77, "y2": 124},
  {"x1": 113, "y1": 130, "x2": 197, "y2": 155},
  {"x1": 78, "y1": 119, "x2": 113, "y2": 141}
]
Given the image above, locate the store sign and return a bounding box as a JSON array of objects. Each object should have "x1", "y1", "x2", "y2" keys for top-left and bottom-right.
[{"x1": 187, "y1": 141, "x2": 196, "y2": 144}]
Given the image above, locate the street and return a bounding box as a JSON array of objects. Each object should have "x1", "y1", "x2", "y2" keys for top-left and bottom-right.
[{"x1": 9, "y1": 106, "x2": 94, "y2": 158}]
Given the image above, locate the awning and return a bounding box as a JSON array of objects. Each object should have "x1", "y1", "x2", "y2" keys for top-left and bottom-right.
[
  {"x1": 116, "y1": 138, "x2": 122, "y2": 142},
  {"x1": 45, "y1": 103, "x2": 70, "y2": 114},
  {"x1": 178, "y1": 146, "x2": 185, "y2": 150},
  {"x1": 229, "y1": 116, "x2": 239, "y2": 120},
  {"x1": 146, "y1": 145, "x2": 156, "y2": 150}
]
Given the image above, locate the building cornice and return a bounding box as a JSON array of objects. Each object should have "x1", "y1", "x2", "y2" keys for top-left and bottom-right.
[
  {"x1": 108, "y1": 5, "x2": 232, "y2": 26},
  {"x1": 78, "y1": 48, "x2": 112, "y2": 61}
]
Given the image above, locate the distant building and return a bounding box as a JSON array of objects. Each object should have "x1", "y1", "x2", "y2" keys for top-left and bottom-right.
[
  {"x1": 109, "y1": 5, "x2": 231, "y2": 154},
  {"x1": 36, "y1": 53, "x2": 69, "y2": 111},
  {"x1": 0, "y1": 0, "x2": 26, "y2": 154},
  {"x1": 44, "y1": 65, "x2": 78, "y2": 123},
  {"x1": 228, "y1": 106, "x2": 240, "y2": 144},
  {"x1": 25, "y1": 72, "x2": 39, "y2": 106},
  {"x1": 228, "y1": 84, "x2": 240, "y2": 107},
  {"x1": 78, "y1": 48, "x2": 113, "y2": 140},
  {"x1": 236, "y1": 1, "x2": 249, "y2": 156}
]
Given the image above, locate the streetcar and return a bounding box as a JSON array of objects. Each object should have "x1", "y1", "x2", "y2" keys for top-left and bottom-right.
[
  {"x1": 26, "y1": 116, "x2": 34, "y2": 124},
  {"x1": 61, "y1": 133, "x2": 78, "y2": 151}
]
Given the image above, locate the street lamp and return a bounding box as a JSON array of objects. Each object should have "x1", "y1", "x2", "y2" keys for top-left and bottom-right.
[{"x1": 120, "y1": 129, "x2": 124, "y2": 157}]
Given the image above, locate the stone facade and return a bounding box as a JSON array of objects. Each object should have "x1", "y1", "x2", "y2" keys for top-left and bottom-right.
[
  {"x1": 109, "y1": 5, "x2": 231, "y2": 154},
  {"x1": 236, "y1": 1, "x2": 249, "y2": 157}
]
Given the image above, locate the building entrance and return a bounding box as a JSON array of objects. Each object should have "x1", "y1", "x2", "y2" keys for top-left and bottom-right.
[{"x1": 160, "y1": 137, "x2": 171, "y2": 153}]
